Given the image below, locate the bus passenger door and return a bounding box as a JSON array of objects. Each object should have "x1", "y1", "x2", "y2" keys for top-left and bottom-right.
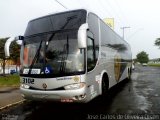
[{"x1": 86, "y1": 31, "x2": 99, "y2": 99}]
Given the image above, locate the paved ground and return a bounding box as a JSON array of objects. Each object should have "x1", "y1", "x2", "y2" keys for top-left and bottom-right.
[
  {"x1": 0, "y1": 65, "x2": 160, "y2": 120},
  {"x1": 0, "y1": 87, "x2": 24, "y2": 109}
]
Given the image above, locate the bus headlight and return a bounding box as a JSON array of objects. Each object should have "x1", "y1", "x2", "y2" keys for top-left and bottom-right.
[
  {"x1": 21, "y1": 84, "x2": 30, "y2": 89},
  {"x1": 64, "y1": 83, "x2": 86, "y2": 90}
]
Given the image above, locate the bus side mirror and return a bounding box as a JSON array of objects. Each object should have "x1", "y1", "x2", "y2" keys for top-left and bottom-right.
[
  {"x1": 15, "y1": 36, "x2": 24, "y2": 41},
  {"x1": 78, "y1": 23, "x2": 88, "y2": 49},
  {"x1": 4, "y1": 36, "x2": 23, "y2": 58},
  {"x1": 15, "y1": 36, "x2": 24, "y2": 45}
]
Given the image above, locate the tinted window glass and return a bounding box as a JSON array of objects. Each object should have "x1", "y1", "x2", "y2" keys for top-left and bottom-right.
[
  {"x1": 88, "y1": 13, "x2": 99, "y2": 62},
  {"x1": 25, "y1": 10, "x2": 87, "y2": 36},
  {"x1": 87, "y1": 31, "x2": 96, "y2": 72},
  {"x1": 21, "y1": 30, "x2": 85, "y2": 77}
]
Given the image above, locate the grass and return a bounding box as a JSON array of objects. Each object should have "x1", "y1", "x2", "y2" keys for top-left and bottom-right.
[
  {"x1": 148, "y1": 63, "x2": 160, "y2": 67},
  {"x1": 0, "y1": 74, "x2": 20, "y2": 87}
]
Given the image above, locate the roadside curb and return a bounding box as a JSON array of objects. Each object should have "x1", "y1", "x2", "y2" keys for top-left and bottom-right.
[{"x1": 0, "y1": 99, "x2": 25, "y2": 111}]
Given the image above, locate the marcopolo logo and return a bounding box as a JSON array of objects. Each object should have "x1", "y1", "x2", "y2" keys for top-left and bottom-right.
[{"x1": 42, "y1": 83, "x2": 47, "y2": 89}]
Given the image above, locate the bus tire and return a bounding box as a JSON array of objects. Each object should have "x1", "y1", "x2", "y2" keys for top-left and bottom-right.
[{"x1": 102, "y1": 74, "x2": 109, "y2": 96}]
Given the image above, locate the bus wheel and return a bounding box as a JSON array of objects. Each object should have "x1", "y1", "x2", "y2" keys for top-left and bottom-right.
[{"x1": 102, "y1": 74, "x2": 109, "y2": 96}]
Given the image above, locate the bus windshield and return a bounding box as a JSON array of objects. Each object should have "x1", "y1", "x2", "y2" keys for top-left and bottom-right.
[
  {"x1": 20, "y1": 9, "x2": 87, "y2": 77},
  {"x1": 20, "y1": 30, "x2": 85, "y2": 77}
]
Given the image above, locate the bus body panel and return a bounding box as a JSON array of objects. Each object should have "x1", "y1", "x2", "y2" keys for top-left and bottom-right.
[
  {"x1": 20, "y1": 85, "x2": 88, "y2": 102},
  {"x1": 20, "y1": 75, "x2": 82, "y2": 90},
  {"x1": 20, "y1": 74, "x2": 94, "y2": 102},
  {"x1": 19, "y1": 9, "x2": 132, "y2": 103}
]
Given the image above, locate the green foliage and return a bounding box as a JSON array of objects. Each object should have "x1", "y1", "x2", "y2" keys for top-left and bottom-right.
[
  {"x1": 148, "y1": 63, "x2": 160, "y2": 67},
  {"x1": 10, "y1": 41, "x2": 20, "y2": 63},
  {"x1": 0, "y1": 37, "x2": 9, "y2": 59},
  {"x1": 0, "y1": 37, "x2": 20, "y2": 75},
  {"x1": 155, "y1": 38, "x2": 160, "y2": 49},
  {"x1": 0, "y1": 74, "x2": 20, "y2": 86},
  {"x1": 0, "y1": 38, "x2": 9, "y2": 75},
  {"x1": 136, "y1": 51, "x2": 149, "y2": 64},
  {"x1": 0, "y1": 37, "x2": 20, "y2": 60}
]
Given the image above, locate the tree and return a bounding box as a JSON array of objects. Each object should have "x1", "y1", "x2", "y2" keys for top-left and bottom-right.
[
  {"x1": 0, "y1": 37, "x2": 9, "y2": 75},
  {"x1": 155, "y1": 38, "x2": 160, "y2": 49},
  {"x1": 0, "y1": 37, "x2": 20, "y2": 75},
  {"x1": 10, "y1": 41, "x2": 20, "y2": 72},
  {"x1": 136, "y1": 51, "x2": 149, "y2": 64}
]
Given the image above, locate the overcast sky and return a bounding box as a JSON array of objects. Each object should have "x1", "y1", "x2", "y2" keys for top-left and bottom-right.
[{"x1": 0, "y1": 0, "x2": 160, "y2": 59}]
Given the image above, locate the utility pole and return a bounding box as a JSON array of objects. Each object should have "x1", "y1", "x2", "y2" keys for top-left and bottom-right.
[
  {"x1": 55, "y1": 0, "x2": 67, "y2": 9},
  {"x1": 121, "y1": 26, "x2": 130, "y2": 39}
]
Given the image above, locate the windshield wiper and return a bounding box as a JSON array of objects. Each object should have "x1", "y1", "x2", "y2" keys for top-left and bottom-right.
[
  {"x1": 28, "y1": 40, "x2": 43, "y2": 74},
  {"x1": 60, "y1": 15, "x2": 77, "y2": 29}
]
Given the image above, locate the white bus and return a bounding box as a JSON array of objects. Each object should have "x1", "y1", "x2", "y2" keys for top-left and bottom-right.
[{"x1": 5, "y1": 9, "x2": 132, "y2": 103}]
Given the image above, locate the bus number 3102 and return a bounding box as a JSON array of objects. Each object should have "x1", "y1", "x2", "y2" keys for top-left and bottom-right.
[{"x1": 22, "y1": 78, "x2": 34, "y2": 84}]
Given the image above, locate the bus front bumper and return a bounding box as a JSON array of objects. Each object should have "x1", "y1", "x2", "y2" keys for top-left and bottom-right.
[{"x1": 20, "y1": 86, "x2": 88, "y2": 103}]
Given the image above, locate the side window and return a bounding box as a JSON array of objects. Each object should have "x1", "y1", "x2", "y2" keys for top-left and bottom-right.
[{"x1": 87, "y1": 31, "x2": 96, "y2": 72}]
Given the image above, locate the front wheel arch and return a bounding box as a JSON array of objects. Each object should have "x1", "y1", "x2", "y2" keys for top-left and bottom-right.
[{"x1": 100, "y1": 72, "x2": 109, "y2": 96}]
